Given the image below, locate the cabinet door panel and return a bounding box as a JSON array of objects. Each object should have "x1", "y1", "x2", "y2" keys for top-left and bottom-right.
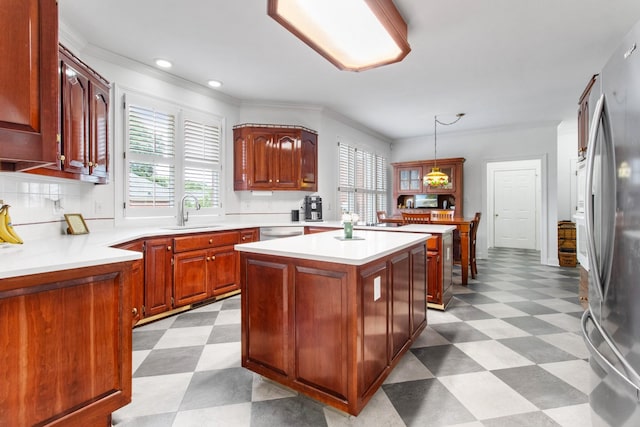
[
  {"x1": 211, "y1": 246, "x2": 238, "y2": 295},
  {"x1": 0, "y1": 0, "x2": 58, "y2": 167},
  {"x1": 411, "y1": 245, "x2": 427, "y2": 334},
  {"x1": 61, "y1": 60, "x2": 89, "y2": 174},
  {"x1": 390, "y1": 253, "x2": 411, "y2": 360},
  {"x1": 300, "y1": 131, "x2": 318, "y2": 191},
  {"x1": 360, "y1": 263, "x2": 388, "y2": 393},
  {"x1": 144, "y1": 238, "x2": 173, "y2": 316},
  {"x1": 90, "y1": 82, "x2": 109, "y2": 179},
  {"x1": 274, "y1": 133, "x2": 298, "y2": 188},
  {"x1": 295, "y1": 266, "x2": 348, "y2": 400},
  {"x1": 174, "y1": 249, "x2": 209, "y2": 306},
  {"x1": 244, "y1": 258, "x2": 290, "y2": 375},
  {"x1": 251, "y1": 133, "x2": 272, "y2": 187}
]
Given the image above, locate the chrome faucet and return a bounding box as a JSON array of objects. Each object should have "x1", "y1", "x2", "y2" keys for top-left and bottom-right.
[{"x1": 179, "y1": 194, "x2": 201, "y2": 226}]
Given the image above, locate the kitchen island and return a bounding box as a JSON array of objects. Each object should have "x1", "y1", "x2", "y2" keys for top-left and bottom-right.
[{"x1": 235, "y1": 229, "x2": 429, "y2": 415}]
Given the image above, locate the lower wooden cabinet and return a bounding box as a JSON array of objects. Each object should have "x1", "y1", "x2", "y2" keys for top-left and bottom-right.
[
  {"x1": 426, "y1": 233, "x2": 453, "y2": 310},
  {"x1": 0, "y1": 262, "x2": 133, "y2": 425},
  {"x1": 240, "y1": 240, "x2": 427, "y2": 415},
  {"x1": 144, "y1": 237, "x2": 174, "y2": 317},
  {"x1": 115, "y1": 239, "x2": 145, "y2": 326}
]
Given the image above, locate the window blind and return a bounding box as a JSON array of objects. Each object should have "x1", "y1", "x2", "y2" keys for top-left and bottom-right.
[{"x1": 337, "y1": 141, "x2": 387, "y2": 224}]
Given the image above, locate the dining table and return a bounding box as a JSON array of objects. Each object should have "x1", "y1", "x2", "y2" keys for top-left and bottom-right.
[{"x1": 380, "y1": 215, "x2": 475, "y2": 286}]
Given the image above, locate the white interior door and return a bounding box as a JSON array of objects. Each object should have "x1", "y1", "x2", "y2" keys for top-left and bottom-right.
[{"x1": 494, "y1": 168, "x2": 537, "y2": 249}]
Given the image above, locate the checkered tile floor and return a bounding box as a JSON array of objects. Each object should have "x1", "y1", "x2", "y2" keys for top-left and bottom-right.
[{"x1": 113, "y1": 248, "x2": 589, "y2": 427}]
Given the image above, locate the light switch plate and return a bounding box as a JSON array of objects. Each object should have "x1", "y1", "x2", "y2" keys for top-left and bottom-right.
[{"x1": 374, "y1": 276, "x2": 381, "y2": 301}]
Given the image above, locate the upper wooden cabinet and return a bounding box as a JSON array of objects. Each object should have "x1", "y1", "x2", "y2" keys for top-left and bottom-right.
[
  {"x1": 577, "y1": 74, "x2": 599, "y2": 158},
  {"x1": 233, "y1": 124, "x2": 318, "y2": 191},
  {"x1": 29, "y1": 45, "x2": 111, "y2": 183},
  {"x1": 392, "y1": 157, "x2": 465, "y2": 216},
  {"x1": 0, "y1": 0, "x2": 59, "y2": 171}
]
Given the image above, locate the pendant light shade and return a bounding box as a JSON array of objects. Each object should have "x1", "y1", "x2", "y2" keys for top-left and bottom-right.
[
  {"x1": 424, "y1": 113, "x2": 465, "y2": 187},
  {"x1": 267, "y1": 0, "x2": 411, "y2": 72}
]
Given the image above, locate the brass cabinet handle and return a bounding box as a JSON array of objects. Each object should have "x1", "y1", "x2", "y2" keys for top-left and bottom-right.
[
  {"x1": 242, "y1": 236, "x2": 246, "y2": 241},
  {"x1": 212, "y1": 255, "x2": 216, "y2": 261},
  {"x1": 132, "y1": 307, "x2": 138, "y2": 316},
  {"x1": 88, "y1": 161, "x2": 93, "y2": 167},
  {"x1": 60, "y1": 155, "x2": 66, "y2": 161},
  {"x1": 167, "y1": 246, "x2": 172, "y2": 251},
  {"x1": 207, "y1": 257, "x2": 210, "y2": 261},
  {"x1": 209, "y1": 239, "x2": 213, "y2": 244}
]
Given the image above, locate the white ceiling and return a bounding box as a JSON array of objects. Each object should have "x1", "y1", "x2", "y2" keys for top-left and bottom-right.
[{"x1": 58, "y1": 0, "x2": 640, "y2": 140}]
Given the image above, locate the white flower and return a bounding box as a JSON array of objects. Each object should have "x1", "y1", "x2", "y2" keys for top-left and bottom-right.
[{"x1": 341, "y1": 212, "x2": 359, "y2": 224}]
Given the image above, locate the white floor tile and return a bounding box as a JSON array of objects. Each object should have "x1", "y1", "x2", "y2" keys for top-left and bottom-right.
[
  {"x1": 540, "y1": 360, "x2": 595, "y2": 395},
  {"x1": 544, "y1": 403, "x2": 592, "y2": 427},
  {"x1": 195, "y1": 342, "x2": 241, "y2": 371},
  {"x1": 132, "y1": 349, "x2": 152, "y2": 374},
  {"x1": 535, "y1": 313, "x2": 582, "y2": 333},
  {"x1": 427, "y1": 309, "x2": 463, "y2": 324},
  {"x1": 439, "y1": 371, "x2": 538, "y2": 420},
  {"x1": 154, "y1": 326, "x2": 213, "y2": 349},
  {"x1": 455, "y1": 340, "x2": 534, "y2": 370},
  {"x1": 214, "y1": 309, "x2": 241, "y2": 325},
  {"x1": 536, "y1": 298, "x2": 584, "y2": 313},
  {"x1": 172, "y1": 402, "x2": 252, "y2": 427},
  {"x1": 474, "y1": 303, "x2": 529, "y2": 318},
  {"x1": 251, "y1": 375, "x2": 297, "y2": 402},
  {"x1": 114, "y1": 372, "x2": 193, "y2": 419},
  {"x1": 465, "y1": 318, "x2": 531, "y2": 339},
  {"x1": 539, "y1": 333, "x2": 590, "y2": 359}
]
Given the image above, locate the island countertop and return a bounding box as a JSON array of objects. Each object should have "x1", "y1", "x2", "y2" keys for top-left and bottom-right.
[{"x1": 235, "y1": 228, "x2": 430, "y2": 266}]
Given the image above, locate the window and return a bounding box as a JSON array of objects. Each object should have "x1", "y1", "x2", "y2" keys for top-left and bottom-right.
[
  {"x1": 337, "y1": 141, "x2": 387, "y2": 224},
  {"x1": 124, "y1": 93, "x2": 222, "y2": 217}
]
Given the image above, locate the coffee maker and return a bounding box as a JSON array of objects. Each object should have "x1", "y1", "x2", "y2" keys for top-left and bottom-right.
[{"x1": 304, "y1": 195, "x2": 323, "y2": 222}]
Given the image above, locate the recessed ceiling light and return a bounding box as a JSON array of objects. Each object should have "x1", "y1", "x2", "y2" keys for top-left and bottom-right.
[
  {"x1": 207, "y1": 80, "x2": 222, "y2": 88},
  {"x1": 155, "y1": 59, "x2": 172, "y2": 68}
]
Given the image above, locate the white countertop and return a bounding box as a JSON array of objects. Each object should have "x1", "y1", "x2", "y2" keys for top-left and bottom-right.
[
  {"x1": 0, "y1": 220, "x2": 449, "y2": 279},
  {"x1": 235, "y1": 229, "x2": 430, "y2": 266}
]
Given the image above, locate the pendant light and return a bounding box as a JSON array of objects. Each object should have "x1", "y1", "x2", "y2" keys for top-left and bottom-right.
[{"x1": 424, "y1": 113, "x2": 465, "y2": 187}]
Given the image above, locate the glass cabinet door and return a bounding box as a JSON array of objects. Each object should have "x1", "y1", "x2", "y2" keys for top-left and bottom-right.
[{"x1": 398, "y1": 167, "x2": 422, "y2": 193}]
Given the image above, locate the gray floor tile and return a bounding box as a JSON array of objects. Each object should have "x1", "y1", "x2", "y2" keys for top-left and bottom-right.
[
  {"x1": 498, "y1": 336, "x2": 578, "y2": 364},
  {"x1": 132, "y1": 329, "x2": 165, "y2": 351},
  {"x1": 429, "y1": 322, "x2": 492, "y2": 343},
  {"x1": 180, "y1": 367, "x2": 254, "y2": 411},
  {"x1": 134, "y1": 346, "x2": 204, "y2": 377},
  {"x1": 411, "y1": 344, "x2": 485, "y2": 376},
  {"x1": 207, "y1": 323, "x2": 242, "y2": 344},
  {"x1": 482, "y1": 411, "x2": 562, "y2": 427},
  {"x1": 492, "y1": 365, "x2": 588, "y2": 409},
  {"x1": 251, "y1": 395, "x2": 328, "y2": 427},
  {"x1": 502, "y1": 316, "x2": 566, "y2": 336},
  {"x1": 170, "y1": 311, "x2": 219, "y2": 328},
  {"x1": 383, "y1": 379, "x2": 476, "y2": 426}
]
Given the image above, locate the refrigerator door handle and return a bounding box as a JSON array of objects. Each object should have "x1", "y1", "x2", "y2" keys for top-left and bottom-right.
[
  {"x1": 584, "y1": 94, "x2": 605, "y2": 302},
  {"x1": 584, "y1": 93, "x2": 616, "y2": 302},
  {"x1": 582, "y1": 310, "x2": 640, "y2": 399}
]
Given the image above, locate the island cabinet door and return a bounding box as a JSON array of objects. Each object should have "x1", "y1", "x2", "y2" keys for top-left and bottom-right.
[
  {"x1": 242, "y1": 257, "x2": 290, "y2": 376},
  {"x1": 294, "y1": 265, "x2": 350, "y2": 400},
  {"x1": 389, "y1": 252, "x2": 411, "y2": 361},
  {"x1": 359, "y1": 262, "x2": 389, "y2": 394},
  {"x1": 411, "y1": 244, "x2": 427, "y2": 334}
]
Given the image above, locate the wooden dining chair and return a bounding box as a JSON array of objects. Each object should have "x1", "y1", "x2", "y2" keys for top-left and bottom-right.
[
  {"x1": 430, "y1": 209, "x2": 455, "y2": 221},
  {"x1": 401, "y1": 212, "x2": 431, "y2": 224},
  {"x1": 470, "y1": 212, "x2": 481, "y2": 278}
]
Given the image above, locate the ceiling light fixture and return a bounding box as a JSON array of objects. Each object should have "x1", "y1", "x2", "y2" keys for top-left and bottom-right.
[
  {"x1": 424, "y1": 113, "x2": 465, "y2": 188},
  {"x1": 154, "y1": 59, "x2": 173, "y2": 69},
  {"x1": 207, "y1": 80, "x2": 222, "y2": 88},
  {"x1": 267, "y1": 0, "x2": 410, "y2": 72}
]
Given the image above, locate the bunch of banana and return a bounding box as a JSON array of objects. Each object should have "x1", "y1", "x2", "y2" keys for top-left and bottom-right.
[{"x1": 0, "y1": 204, "x2": 23, "y2": 244}]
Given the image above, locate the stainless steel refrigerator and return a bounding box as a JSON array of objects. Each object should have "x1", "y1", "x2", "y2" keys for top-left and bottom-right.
[{"x1": 581, "y1": 19, "x2": 640, "y2": 426}]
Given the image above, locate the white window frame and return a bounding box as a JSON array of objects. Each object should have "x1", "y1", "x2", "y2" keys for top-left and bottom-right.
[
  {"x1": 337, "y1": 139, "x2": 387, "y2": 225},
  {"x1": 123, "y1": 91, "x2": 223, "y2": 219}
]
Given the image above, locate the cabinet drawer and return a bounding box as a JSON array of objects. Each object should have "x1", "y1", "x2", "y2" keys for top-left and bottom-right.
[{"x1": 173, "y1": 231, "x2": 239, "y2": 252}]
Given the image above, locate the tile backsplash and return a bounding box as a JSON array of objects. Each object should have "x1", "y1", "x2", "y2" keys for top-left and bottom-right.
[{"x1": 0, "y1": 173, "x2": 112, "y2": 241}]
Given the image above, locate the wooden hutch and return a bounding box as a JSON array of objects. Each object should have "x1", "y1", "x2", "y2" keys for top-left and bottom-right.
[{"x1": 391, "y1": 157, "x2": 465, "y2": 217}]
